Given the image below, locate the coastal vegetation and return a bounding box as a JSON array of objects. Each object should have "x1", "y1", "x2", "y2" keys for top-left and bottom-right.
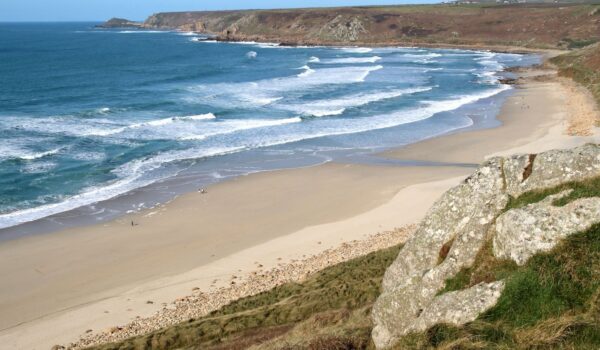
[
  {"x1": 113, "y1": 4, "x2": 600, "y2": 49},
  {"x1": 90, "y1": 176, "x2": 600, "y2": 350},
  {"x1": 553, "y1": 43, "x2": 600, "y2": 113}
]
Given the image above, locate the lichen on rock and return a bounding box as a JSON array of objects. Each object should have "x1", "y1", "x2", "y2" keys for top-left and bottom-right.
[
  {"x1": 372, "y1": 144, "x2": 600, "y2": 349},
  {"x1": 494, "y1": 190, "x2": 600, "y2": 265}
]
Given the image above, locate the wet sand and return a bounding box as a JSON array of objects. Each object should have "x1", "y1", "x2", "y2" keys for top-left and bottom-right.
[{"x1": 0, "y1": 67, "x2": 598, "y2": 349}]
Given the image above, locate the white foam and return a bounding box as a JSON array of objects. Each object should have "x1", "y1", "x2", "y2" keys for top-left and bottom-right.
[
  {"x1": 356, "y1": 65, "x2": 383, "y2": 82},
  {"x1": 0, "y1": 84, "x2": 511, "y2": 230},
  {"x1": 340, "y1": 47, "x2": 373, "y2": 54},
  {"x1": 309, "y1": 56, "x2": 320, "y2": 63},
  {"x1": 71, "y1": 151, "x2": 106, "y2": 162},
  {"x1": 186, "y1": 65, "x2": 384, "y2": 109},
  {"x1": 180, "y1": 117, "x2": 302, "y2": 141},
  {"x1": 246, "y1": 51, "x2": 258, "y2": 59},
  {"x1": 18, "y1": 148, "x2": 62, "y2": 161},
  {"x1": 255, "y1": 42, "x2": 282, "y2": 49},
  {"x1": 190, "y1": 37, "x2": 218, "y2": 43},
  {"x1": 185, "y1": 113, "x2": 217, "y2": 121},
  {"x1": 404, "y1": 53, "x2": 442, "y2": 59},
  {"x1": 297, "y1": 65, "x2": 315, "y2": 77},
  {"x1": 280, "y1": 86, "x2": 433, "y2": 117},
  {"x1": 117, "y1": 30, "x2": 167, "y2": 34},
  {"x1": 82, "y1": 113, "x2": 217, "y2": 137},
  {"x1": 321, "y1": 56, "x2": 382, "y2": 64},
  {"x1": 0, "y1": 146, "x2": 245, "y2": 229}
]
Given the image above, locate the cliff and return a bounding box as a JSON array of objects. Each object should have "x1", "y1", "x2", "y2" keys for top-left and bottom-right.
[{"x1": 139, "y1": 4, "x2": 600, "y2": 48}]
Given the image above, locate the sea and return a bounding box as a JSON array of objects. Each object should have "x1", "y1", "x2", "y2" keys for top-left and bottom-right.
[{"x1": 0, "y1": 23, "x2": 539, "y2": 237}]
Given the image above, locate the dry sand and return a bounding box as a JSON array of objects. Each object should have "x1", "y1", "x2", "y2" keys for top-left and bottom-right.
[{"x1": 0, "y1": 66, "x2": 598, "y2": 350}]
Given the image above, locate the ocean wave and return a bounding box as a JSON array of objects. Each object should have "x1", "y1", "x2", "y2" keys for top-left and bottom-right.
[
  {"x1": 80, "y1": 113, "x2": 218, "y2": 137},
  {"x1": 340, "y1": 47, "x2": 373, "y2": 54},
  {"x1": 16, "y1": 148, "x2": 62, "y2": 161},
  {"x1": 73, "y1": 114, "x2": 299, "y2": 141},
  {"x1": 0, "y1": 146, "x2": 244, "y2": 229},
  {"x1": 280, "y1": 86, "x2": 434, "y2": 117},
  {"x1": 0, "y1": 84, "x2": 510, "y2": 230},
  {"x1": 404, "y1": 53, "x2": 443, "y2": 59},
  {"x1": 180, "y1": 117, "x2": 302, "y2": 141},
  {"x1": 207, "y1": 87, "x2": 503, "y2": 153},
  {"x1": 190, "y1": 38, "x2": 218, "y2": 43},
  {"x1": 475, "y1": 71, "x2": 499, "y2": 84},
  {"x1": 185, "y1": 65, "x2": 383, "y2": 108},
  {"x1": 297, "y1": 65, "x2": 315, "y2": 77},
  {"x1": 321, "y1": 56, "x2": 382, "y2": 64},
  {"x1": 246, "y1": 51, "x2": 258, "y2": 59},
  {"x1": 309, "y1": 56, "x2": 320, "y2": 63},
  {"x1": 290, "y1": 85, "x2": 509, "y2": 140}
]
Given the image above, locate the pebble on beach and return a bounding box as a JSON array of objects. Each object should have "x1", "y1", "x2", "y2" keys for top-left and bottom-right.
[{"x1": 70, "y1": 226, "x2": 414, "y2": 349}]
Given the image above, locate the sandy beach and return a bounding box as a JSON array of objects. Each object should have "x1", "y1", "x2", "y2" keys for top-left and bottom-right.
[{"x1": 0, "y1": 62, "x2": 598, "y2": 349}]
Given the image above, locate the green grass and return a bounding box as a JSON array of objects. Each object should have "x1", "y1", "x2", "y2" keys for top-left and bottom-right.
[
  {"x1": 506, "y1": 175, "x2": 600, "y2": 210},
  {"x1": 561, "y1": 38, "x2": 599, "y2": 49},
  {"x1": 89, "y1": 245, "x2": 403, "y2": 350},
  {"x1": 90, "y1": 177, "x2": 600, "y2": 350},
  {"x1": 399, "y1": 223, "x2": 600, "y2": 350}
]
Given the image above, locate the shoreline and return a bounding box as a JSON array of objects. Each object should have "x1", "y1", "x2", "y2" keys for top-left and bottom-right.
[
  {"x1": 0, "y1": 43, "x2": 542, "y2": 241},
  {"x1": 1, "y1": 59, "x2": 598, "y2": 349}
]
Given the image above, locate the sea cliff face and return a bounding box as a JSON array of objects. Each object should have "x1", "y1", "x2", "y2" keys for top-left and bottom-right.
[{"x1": 135, "y1": 4, "x2": 600, "y2": 48}]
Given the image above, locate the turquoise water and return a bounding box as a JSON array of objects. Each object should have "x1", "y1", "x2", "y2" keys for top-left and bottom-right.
[{"x1": 0, "y1": 23, "x2": 538, "y2": 232}]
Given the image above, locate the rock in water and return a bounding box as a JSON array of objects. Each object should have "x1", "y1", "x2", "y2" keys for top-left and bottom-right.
[
  {"x1": 372, "y1": 144, "x2": 600, "y2": 349},
  {"x1": 96, "y1": 18, "x2": 143, "y2": 29}
]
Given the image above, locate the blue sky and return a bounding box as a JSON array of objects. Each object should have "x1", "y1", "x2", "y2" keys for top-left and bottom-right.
[{"x1": 0, "y1": 0, "x2": 438, "y2": 22}]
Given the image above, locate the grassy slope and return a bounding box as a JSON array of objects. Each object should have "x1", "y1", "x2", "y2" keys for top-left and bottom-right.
[
  {"x1": 145, "y1": 4, "x2": 600, "y2": 49},
  {"x1": 90, "y1": 176, "x2": 600, "y2": 350},
  {"x1": 90, "y1": 245, "x2": 402, "y2": 350},
  {"x1": 552, "y1": 43, "x2": 600, "y2": 112}
]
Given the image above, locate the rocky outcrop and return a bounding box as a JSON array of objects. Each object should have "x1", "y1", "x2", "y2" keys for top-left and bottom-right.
[
  {"x1": 372, "y1": 144, "x2": 600, "y2": 349},
  {"x1": 494, "y1": 191, "x2": 600, "y2": 265},
  {"x1": 96, "y1": 18, "x2": 142, "y2": 29},
  {"x1": 315, "y1": 15, "x2": 366, "y2": 42}
]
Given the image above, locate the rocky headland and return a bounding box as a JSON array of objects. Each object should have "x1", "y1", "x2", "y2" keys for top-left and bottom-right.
[
  {"x1": 101, "y1": 4, "x2": 600, "y2": 49},
  {"x1": 95, "y1": 18, "x2": 143, "y2": 29}
]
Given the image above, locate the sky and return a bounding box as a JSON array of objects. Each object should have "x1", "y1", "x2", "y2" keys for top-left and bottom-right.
[{"x1": 0, "y1": 0, "x2": 438, "y2": 22}]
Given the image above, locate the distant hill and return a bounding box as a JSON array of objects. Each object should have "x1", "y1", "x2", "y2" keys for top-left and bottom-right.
[
  {"x1": 96, "y1": 18, "x2": 142, "y2": 29},
  {"x1": 112, "y1": 3, "x2": 600, "y2": 49}
]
